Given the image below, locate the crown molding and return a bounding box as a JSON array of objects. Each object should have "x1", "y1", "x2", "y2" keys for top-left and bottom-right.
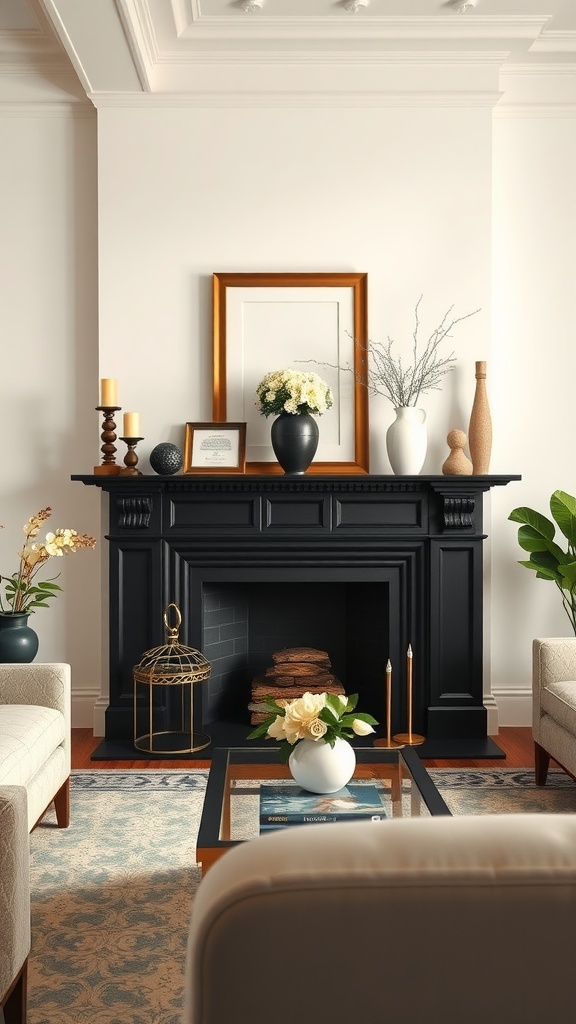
[
  {"x1": 153, "y1": 49, "x2": 510, "y2": 67},
  {"x1": 89, "y1": 88, "x2": 502, "y2": 109},
  {"x1": 0, "y1": 101, "x2": 94, "y2": 117},
  {"x1": 493, "y1": 104, "x2": 576, "y2": 118},
  {"x1": 173, "y1": 14, "x2": 551, "y2": 43},
  {"x1": 529, "y1": 30, "x2": 576, "y2": 54}
]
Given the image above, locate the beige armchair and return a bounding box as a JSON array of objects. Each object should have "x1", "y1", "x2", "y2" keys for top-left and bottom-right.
[
  {"x1": 533, "y1": 637, "x2": 576, "y2": 785},
  {"x1": 0, "y1": 786, "x2": 30, "y2": 1024},
  {"x1": 0, "y1": 663, "x2": 71, "y2": 830},
  {"x1": 184, "y1": 813, "x2": 576, "y2": 1024}
]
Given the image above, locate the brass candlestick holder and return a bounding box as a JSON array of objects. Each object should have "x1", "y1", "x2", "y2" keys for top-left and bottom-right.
[
  {"x1": 393, "y1": 644, "x2": 425, "y2": 747},
  {"x1": 119, "y1": 436, "x2": 143, "y2": 476},
  {"x1": 374, "y1": 659, "x2": 403, "y2": 749},
  {"x1": 94, "y1": 406, "x2": 122, "y2": 475}
]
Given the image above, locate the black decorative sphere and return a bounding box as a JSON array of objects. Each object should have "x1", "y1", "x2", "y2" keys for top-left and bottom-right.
[{"x1": 149, "y1": 442, "x2": 183, "y2": 476}]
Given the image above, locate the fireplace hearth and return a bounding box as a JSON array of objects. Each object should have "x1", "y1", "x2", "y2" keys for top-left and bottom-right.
[{"x1": 73, "y1": 472, "x2": 519, "y2": 758}]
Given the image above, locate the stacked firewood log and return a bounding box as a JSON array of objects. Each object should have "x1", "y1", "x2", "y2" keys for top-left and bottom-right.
[{"x1": 249, "y1": 647, "x2": 345, "y2": 725}]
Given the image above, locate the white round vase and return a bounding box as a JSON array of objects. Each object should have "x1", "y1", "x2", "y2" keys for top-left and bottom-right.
[
  {"x1": 288, "y1": 737, "x2": 356, "y2": 794},
  {"x1": 386, "y1": 406, "x2": 427, "y2": 475}
]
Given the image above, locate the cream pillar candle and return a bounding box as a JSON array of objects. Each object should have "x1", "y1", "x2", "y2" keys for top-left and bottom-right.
[
  {"x1": 100, "y1": 378, "x2": 118, "y2": 406},
  {"x1": 123, "y1": 412, "x2": 141, "y2": 437}
]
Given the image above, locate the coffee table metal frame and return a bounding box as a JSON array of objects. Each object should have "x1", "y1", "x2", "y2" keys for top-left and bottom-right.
[{"x1": 197, "y1": 745, "x2": 451, "y2": 874}]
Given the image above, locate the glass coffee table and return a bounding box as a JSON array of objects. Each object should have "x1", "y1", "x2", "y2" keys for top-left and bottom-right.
[{"x1": 197, "y1": 745, "x2": 451, "y2": 874}]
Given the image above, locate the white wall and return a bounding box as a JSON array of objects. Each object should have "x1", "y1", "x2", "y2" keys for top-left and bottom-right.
[
  {"x1": 1, "y1": 66, "x2": 574, "y2": 731},
  {"x1": 97, "y1": 104, "x2": 493, "y2": 473},
  {"x1": 0, "y1": 107, "x2": 101, "y2": 723},
  {"x1": 490, "y1": 109, "x2": 576, "y2": 724}
]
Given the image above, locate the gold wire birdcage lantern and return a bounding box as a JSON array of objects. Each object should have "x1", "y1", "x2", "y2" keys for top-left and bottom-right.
[{"x1": 133, "y1": 603, "x2": 211, "y2": 754}]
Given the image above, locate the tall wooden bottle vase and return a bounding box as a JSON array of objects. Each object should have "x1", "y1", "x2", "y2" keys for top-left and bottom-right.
[{"x1": 468, "y1": 361, "x2": 492, "y2": 475}]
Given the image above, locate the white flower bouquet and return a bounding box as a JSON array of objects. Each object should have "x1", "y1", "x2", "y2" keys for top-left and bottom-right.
[
  {"x1": 255, "y1": 369, "x2": 333, "y2": 418},
  {"x1": 248, "y1": 690, "x2": 378, "y2": 763}
]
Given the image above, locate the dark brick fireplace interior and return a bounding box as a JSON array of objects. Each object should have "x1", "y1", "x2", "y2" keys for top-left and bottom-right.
[{"x1": 201, "y1": 581, "x2": 392, "y2": 727}]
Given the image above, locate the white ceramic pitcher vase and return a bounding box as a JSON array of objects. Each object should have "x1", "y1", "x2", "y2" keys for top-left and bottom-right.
[{"x1": 386, "y1": 406, "x2": 427, "y2": 475}]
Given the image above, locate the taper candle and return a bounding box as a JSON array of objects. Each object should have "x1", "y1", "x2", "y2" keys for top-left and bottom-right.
[
  {"x1": 123, "y1": 412, "x2": 140, "y2": 437},
  {"x1": 100, "y1": 378, "x2": 118, "y2": 406},
  {"x1": 407, "y1": 644, "x2": 413, "y2": 738},
  {"x1": 386, "y1": 658, "x2": 392, "y2": 743}
]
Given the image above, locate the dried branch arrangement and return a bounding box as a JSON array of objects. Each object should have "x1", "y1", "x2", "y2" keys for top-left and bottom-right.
[{"x1": 300, "y1": 296, "x2": 480, "y2": 408}]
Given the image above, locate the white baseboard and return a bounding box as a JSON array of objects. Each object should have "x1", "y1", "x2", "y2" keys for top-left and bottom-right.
[
  {"x1": 71, "y1": 690, "x2": 100, "y2": 729},
  {"x1": 74, "y1": 690, "x2": 533, "y2": 735},
  {"x1": 492, "y1": 687, "x2": 532, "y2": 727}
]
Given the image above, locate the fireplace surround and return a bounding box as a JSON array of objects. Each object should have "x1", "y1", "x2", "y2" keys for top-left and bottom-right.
[{"x1": 73, "y1": 472, "x2": 519, "y2": 757}]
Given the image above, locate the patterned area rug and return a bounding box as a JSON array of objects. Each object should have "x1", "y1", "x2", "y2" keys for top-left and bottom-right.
[
  {"x1": 29, "y1": 771, "x2": 208, "y2": 1024},
  {"x1": 28, "y1": 767, "x2": 576, "y2": 1023},
  {"x1": 433, "y1": 767, "x2": 576, "y2": 815}
]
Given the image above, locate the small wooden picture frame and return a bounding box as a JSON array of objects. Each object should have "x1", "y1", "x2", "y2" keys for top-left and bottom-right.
[{"x1": 183, "y1": 422, "x2": 247, "y2": 474}]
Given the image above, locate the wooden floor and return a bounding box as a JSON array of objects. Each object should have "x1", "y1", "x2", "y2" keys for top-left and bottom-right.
[{"x1": 71, "y1": 726, "x2": 536, "y2": 771}]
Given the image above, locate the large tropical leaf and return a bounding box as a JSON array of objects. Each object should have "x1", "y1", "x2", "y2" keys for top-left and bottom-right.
[
  {"x1": 559, "y1": 561, "x2": 576, "y2": 587},
  {"x1": 516, "y1": 525, "x2": 565, "y2": 562},
  {"x1": 518, "y1": 551, "x2": 563, "y2": 583},
  {"x1": 550, "y1": 490, "x2": 576, "y2": 548},
  {"x1": 509, "y1": 506, "x2": 556, "y2": 540}
]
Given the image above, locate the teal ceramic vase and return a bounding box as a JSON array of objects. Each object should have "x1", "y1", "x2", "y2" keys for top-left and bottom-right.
[
  {"x1": 0, "y1": 612, "x2": 39, "y2": 663},
  {"x1": 270, "y1": 412, "x2": 319, "y2": 475}
]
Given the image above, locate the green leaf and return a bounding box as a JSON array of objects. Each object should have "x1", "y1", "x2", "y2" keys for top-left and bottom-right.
[
  {"x1": 550, "y1": 491, "x2": 576, "y2": 547},
  {"x1": 518, "y1": 553, "x2": 562, "y2": 583},
  {"x1": 262, "y1": 694, "x2": 285, "y2": 715},
  {"x1": 323, "y1": 694, "x2": 344, "y2": 720},
  {"x1": 516, "y1": 525, "x2": 559, "y2": 556},
  {"x1": 509, "y1": 506, "x2": 556, "y2": 541},
  {"x1": 246, "y1": 719, "x2": 274, "y2": 741},
  {"x1": 558, "y1": 562, "x2": 576, "y2": 586}
]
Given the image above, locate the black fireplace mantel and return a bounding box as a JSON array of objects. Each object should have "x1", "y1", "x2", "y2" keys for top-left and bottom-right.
[{"x1": 73, "y1": 473, "x2": 520, "y2": 755}]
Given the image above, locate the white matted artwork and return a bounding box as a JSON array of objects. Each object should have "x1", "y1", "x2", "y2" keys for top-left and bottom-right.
[
  {"x1": 183, "y1": 422, "x2": 246, "y2": 474},
  {"x1": 212, "y1": 273, "x2": 369, "y2": 474}
]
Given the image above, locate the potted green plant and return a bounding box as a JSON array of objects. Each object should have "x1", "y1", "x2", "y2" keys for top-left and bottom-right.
[{"x1": 509, "y1": 490, "x2": 576, "y2": 634}]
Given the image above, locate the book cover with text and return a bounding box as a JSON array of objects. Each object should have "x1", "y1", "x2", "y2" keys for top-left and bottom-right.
[{"x1": 259, "y1": 783, "x2": 386, "y2": 828}]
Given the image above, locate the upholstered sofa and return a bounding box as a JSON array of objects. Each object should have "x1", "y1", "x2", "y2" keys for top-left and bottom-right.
[
  {"x1": 0, "y1": 663, "x2": 71, "y2": 830},
  {"x1": 0, "y1": 786, "x2": 30, "y2": 1024},
  {"x1": 533, "y1": 637, "x2": 576, "y2": 785},
  {"x1": 184, "y1": 813, "x2": 576, "y2": 1024}
]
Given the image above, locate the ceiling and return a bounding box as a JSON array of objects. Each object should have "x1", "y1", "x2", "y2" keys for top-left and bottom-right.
[{"x1": 1, "y1": 0, "x2": 575, "y2": 101}]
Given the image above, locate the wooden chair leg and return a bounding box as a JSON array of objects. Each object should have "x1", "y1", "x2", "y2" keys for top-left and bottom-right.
[
  {"x1": 2, "y1": 958, "x2": 27, "y2": 1024},
  {"x1": 534, "y1": 741, "x2": 550, "y2": 787},
  {"x1": 53, "y1": 776, "x2": 70, "y2": 828}
]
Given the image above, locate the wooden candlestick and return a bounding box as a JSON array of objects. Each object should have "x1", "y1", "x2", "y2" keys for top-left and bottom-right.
[
  {"x1": 94, "y1": 406, "x2": 122, "y2": 475},
  {"x1": 393, "y1": 644, "x2": 425, "y2": 746},
  {"x1": 119, "y1": 436, "x2": 143, "y2": 476},
  {"x1": 374, "y1": 658, "x2": 403, "y2": 749}
]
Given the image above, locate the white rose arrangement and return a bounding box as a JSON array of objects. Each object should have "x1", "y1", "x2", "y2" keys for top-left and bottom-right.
[
  {"x1": 248, "y1": 691, "x2": 378, "y2": 763},
  {"x1": 256, "y1": 369, "x2": 333, "y2": 418}
]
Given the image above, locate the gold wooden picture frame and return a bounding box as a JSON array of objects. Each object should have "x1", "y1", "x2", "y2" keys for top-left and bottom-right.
[
  {"x1": 183, "y1": 422, "x2": 247, "y2": 474},
  {"x1": 212, "y1": 272, "x2": 369, "y2": 474}
]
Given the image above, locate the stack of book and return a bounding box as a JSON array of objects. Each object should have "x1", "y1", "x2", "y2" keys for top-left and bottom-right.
[{"x1": 259, "y1": 783, "x2": 386, "y2": 831}]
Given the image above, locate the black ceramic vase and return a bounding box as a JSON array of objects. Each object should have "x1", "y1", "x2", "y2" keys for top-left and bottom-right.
[
  {"x1": 270, "y1": 412, "x2": 319, "y2": 475},
  {"x1": 0, "y1": 612, "x2": 39, "y2": 663}
]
